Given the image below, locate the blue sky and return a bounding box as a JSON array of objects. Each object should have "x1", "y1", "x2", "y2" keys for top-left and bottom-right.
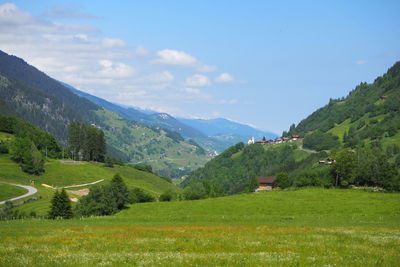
[{"x1": 1, "y1": 1, "x2": 400, "y2": 134}]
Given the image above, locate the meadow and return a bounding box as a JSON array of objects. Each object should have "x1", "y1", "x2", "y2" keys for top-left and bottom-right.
[
  {"x1": 0, "y1": 154, "x2": 179, "y2": 215},
  {"x1": 0, "y1": 188, "x2": 399, "y2": 266},
  {"x1": 0, "y1": 183, "x2": 27, "y2": 202}
]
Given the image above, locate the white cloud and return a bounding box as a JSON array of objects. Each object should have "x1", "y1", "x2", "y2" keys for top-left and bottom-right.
[
  {"x1": 135, "y1": 45, "x2": 149, "y2": 57},
  {"x1": 182, "y1": 87, "x2": 201, "y2": 94},
  {"x1": 152, "y1": 49, "x2": 198, "y2": 66},
  {"x1": 42, "y1": 5, "x2": 99, "y2": 19},
  {"x1": 185, "y1": 74, "x2": 211, "y2": 87},
  {"x1": 136, "y1": 71, "x2": 175, "y2": 84},
  {"x1": 97, "y1": 60, "x2": 136, "y2": 78},
  {"x1": 220, "y1": 99, "x2": 238, "y2": 104},
  {"x1": 197, "y1": 64, "x2": 217, "y2": 72},
  {"x1": 215, "y1": 72, "x2": 234, "y2": 83},
  {"x1": 356, "y1": 60, "x2": 368, "y2": 65},
  {"x1": 102, "y1": 38, "x2": 126, "y2": 48}
]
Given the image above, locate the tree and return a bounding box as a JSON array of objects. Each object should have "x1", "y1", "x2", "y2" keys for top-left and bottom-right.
[
  {"x1": 331, "y1": 150, "x2": 356, "y2": 187},
  {"x1": 159, "y1": 191, "x2": 174, "y2": 202},
  {"x1": 48, "y1": 189, "x2": 73, "y2": 219},
  {"x1": 68, "y1": 122, "x2": 106, "y2": 162},
  {"x1": 109, "y1": 174, "x2": 130, "y2": 210},
  {"x1": 11, "y1": 137, "x2": 44, "y2": 175},
  {"x1": 276, "y1": 172, "x2": 291, "y2": 188}
]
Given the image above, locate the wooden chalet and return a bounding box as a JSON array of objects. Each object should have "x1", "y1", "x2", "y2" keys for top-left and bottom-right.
[{"x1": 256, "y1": 176, "x2": 276, "y2": 191}]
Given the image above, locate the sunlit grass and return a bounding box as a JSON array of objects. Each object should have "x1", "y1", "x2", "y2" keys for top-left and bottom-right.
[{"x1": 0, "y1": 188, "x2": 399, "y2": 266}]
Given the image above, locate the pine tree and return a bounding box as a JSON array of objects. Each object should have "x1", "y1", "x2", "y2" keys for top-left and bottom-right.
[
  {"x1": 48, "y1": 189, "x2": 73, "y2": 219},
  {"x1": 48, "y1": 190, "x2": 60, "y2": 219},
  {"x1": 109, "y1": 174, "x2": 129, "y2": 210}
]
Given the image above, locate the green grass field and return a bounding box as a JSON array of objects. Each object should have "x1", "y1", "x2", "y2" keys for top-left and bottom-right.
[
  {"x1": 0, "y1": 183, "x2": 27, "y2": 202},
  {"x1": 0, "y1": 188, "x2": 399, "y2": 266}
]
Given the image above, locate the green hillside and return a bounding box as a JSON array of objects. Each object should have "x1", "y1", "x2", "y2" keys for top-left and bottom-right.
[
  {"x1": 0, "y1": 154, "x2": 180, "y2": 215},
  {"x1": 287, "y1": 61, "x2": 400, "y2": 149},
  {"x1": 95, "y1": 109, "x2": 209, "y2": 176},
  {"x1": 0, "y1": 188, "x2": 398, "y2": 266}
]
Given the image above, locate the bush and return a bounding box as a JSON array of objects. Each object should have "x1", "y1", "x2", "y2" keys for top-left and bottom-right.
[
  {"x1": 276, "y1": 172, "x2": 291, "y2": 188},
  {"x1": 133, "y1": 164, "x2": 153, "y2": 173},
  {"x1": 159, "y1": 191, "x2": 174, "y2": 202},
  {"x1": 0, "y1": 141, "x2": 8, "y2": 154},
  {"x1": 295, "y1": 170, "x2": 324, "y2": 187},
  {"x1": 129, "y1": 188, "x2": 156, "y2": 203}
]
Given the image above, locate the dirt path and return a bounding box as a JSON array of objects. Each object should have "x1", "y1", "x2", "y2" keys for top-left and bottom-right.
[
  {"x1": 0, "y1": 181, "x2": 37, "y2": 205},
  {"x1": 299, "y1": 145, "x2": 318, "y2": 154}
]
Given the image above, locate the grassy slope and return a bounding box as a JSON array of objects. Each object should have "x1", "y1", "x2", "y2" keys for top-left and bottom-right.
[
  {"x1": 96, "y1": 109, "x2": 209, "y2": 173},
  {"x1": 0, "y1": 188, "x2": 398, "y2": 266},
  {"x1": 0, "y1": 154, "x2": 180, "y2": 215},
  {"x1": 0, "y1": 183, "x2": 27, "y2": 202}
]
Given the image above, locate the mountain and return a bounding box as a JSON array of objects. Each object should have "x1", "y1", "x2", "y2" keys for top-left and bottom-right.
[
  {"x1": 286, "y1": 61, "x2": 400, "y2": 149},
  {"x1": 65, "y1": 84, "x2": 270, "y2": 152},
  {"x1": 0, "y1": 50, "x2": 209, "y2": 176},
  {"x1": 182, "y1": 61, "x2": 400, "y2": 195},
  {"x1": 178, "y1": 117, "x2": 277, "y2": 150},
  {"x1": 65, "y1": 84, "x2": 207, "y2": 139},
  {"x1": 178, "y1": 117, "x2": 276, "y2": 138}
]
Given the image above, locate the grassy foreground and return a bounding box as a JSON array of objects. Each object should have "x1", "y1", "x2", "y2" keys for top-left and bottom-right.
[{"x1": 0, "y1": 188, "x2": 399, "y2": 266}]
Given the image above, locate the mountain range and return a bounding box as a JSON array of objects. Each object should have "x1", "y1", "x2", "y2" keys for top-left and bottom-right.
[{"x1": 0, "y1": 49, "x2": 276, "y2": 177}]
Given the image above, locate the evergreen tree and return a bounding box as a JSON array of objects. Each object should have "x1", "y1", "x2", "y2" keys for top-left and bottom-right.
[
  {"x1": 109, "y1": 174, "x2": 130, "y2": 210},
  {"x1": 48, "y1": 189, "x2": 73, "y2": 219}
]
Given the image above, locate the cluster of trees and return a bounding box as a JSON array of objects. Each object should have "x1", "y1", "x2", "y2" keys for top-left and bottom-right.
[
  {"x1": 274, "y1": 145, "x2": 400, "y2": 191},
  {"x1": 48, "y1": 174, "x2": 163, "y2": 219},
  {"x1": 303, "y1": 131, "x2": 340, "y2": 151},
  {"x1": 182, "y1": 142, "x2": 298, "y2": 197},
  {"x1": 11, "y1": 137, "x2": 45, "y2": 175},
  {"x1": 75, "y1": 174, "x2": 130, "y2": 216},
  {"x1": 0, "y1": 116, "x2": 63, "y2": 174},
  {"x1": 331, "y1": 147, "x2": 399, "y2": 190},
  {"x1": 68, "y1": 122, "x2": 106, "y2": 162},
  {"x1": 0, "y1": 116, "x2": 62, "y2": 157}
]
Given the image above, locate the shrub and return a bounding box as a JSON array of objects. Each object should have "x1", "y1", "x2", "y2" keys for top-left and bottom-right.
[
  {"x1": 159, "y1": 191, "x2": 174, "y2": 202},
  {"x1": 276, "y1": 172, "x2": 291, "y2": 188},
  {"x1": 129, "y1": 188, "x2": 156, "y2": 203}
]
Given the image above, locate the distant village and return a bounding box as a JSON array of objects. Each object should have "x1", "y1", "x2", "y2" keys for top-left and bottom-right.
[{"x1": 247, "y1": 135, "x2": 300, "y2": 145}]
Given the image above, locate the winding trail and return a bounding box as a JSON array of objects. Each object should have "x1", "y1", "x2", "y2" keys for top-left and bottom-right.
[
  {"x1": 299, "y1": 145, "x2": 318, "y2": 154},
  {"x1": 0, "y1": 181, "x2": 37, "y2": 205}
]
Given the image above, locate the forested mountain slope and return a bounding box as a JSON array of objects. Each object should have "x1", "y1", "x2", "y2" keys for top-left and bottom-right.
[
  {"x1": 286, "y1": 61, "x2": 400, "y2": 148},
  {"x1": 0, "y1": 50, "x2": 209, "y2": 175}
]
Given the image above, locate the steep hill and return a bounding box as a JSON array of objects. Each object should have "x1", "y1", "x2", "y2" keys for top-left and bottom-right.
[{"x1": 286, "y1": 61, "x2": 400, "y2": 149}]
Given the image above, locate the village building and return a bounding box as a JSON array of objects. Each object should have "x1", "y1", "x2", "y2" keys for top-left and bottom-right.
[{"x1": 255, "y1": 176, "x2": 276, "y2": 191}]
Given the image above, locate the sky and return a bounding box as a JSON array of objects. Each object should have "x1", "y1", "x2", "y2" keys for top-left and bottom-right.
[{"x1": 0, "y1": 1, "x2": 399, "y2": 134}]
